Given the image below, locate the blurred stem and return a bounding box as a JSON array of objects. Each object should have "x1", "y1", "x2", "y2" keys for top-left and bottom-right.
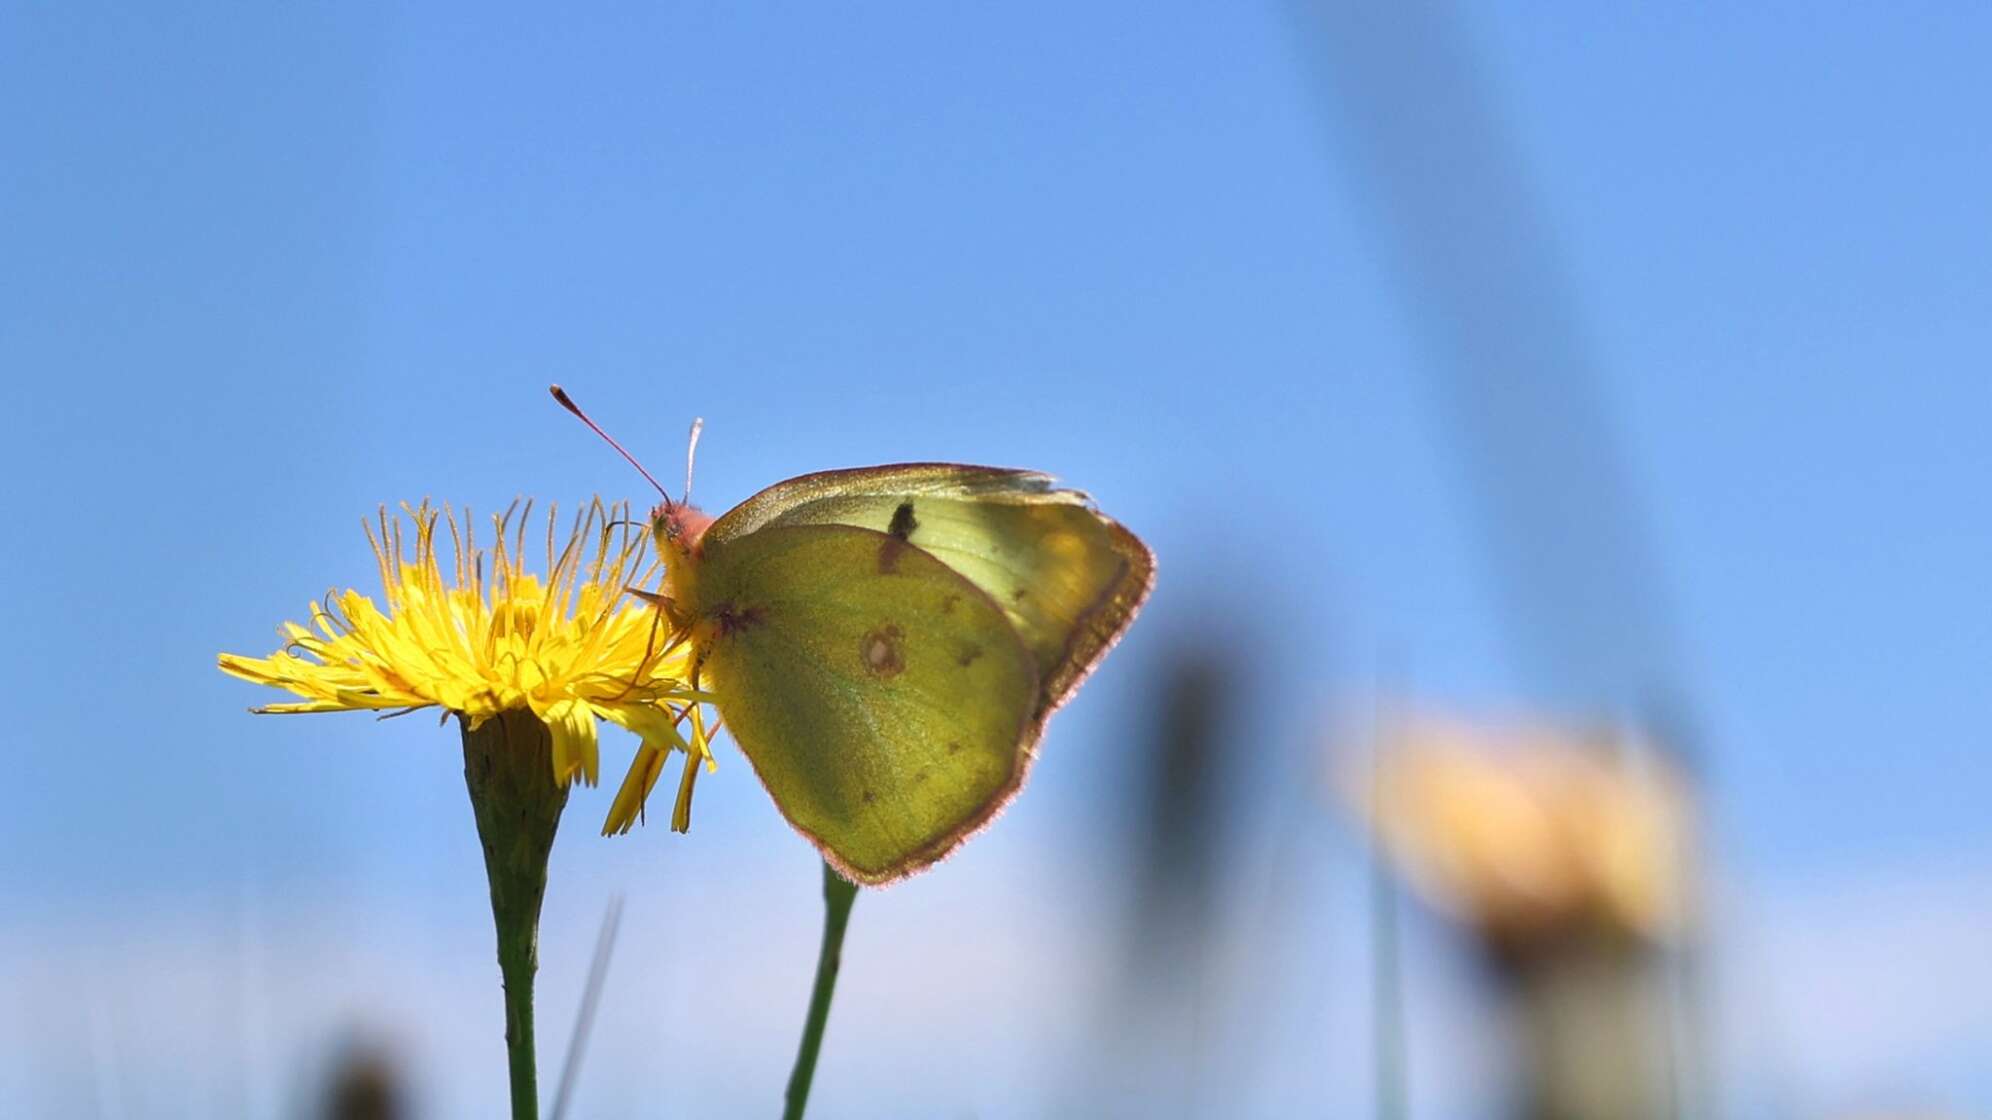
[
  {"x1": 783, "y1": 861, "x2": 859, "y2": 1120},
  {"x1": 1512, "y1": 940, "x2": 1667, "y2": 1120},
  {"x1": 462, "y1": 709, "x2": 571, "y2": 1120},
  {"x1": 1370, "y1": 735, "x2": 1407, "y2": 1120}
]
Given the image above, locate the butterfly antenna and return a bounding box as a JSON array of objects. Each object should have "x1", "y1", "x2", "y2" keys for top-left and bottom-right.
[
  {"x1": 550, "y1": 385, "x2": 671, "y2": 501},
  {"x1": 684, "y1": 417, "x2": 705, "y2": 505}
]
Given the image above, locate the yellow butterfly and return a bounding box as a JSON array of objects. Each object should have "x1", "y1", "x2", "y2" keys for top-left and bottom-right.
[{"x1": 555, "y1": 388, "x2": 1154, "y2": 885}]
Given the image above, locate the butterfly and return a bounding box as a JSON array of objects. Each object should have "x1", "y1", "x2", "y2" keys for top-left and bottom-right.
[{"x1": 554, "y1": 387, "x2": 1154, "y2": 886}]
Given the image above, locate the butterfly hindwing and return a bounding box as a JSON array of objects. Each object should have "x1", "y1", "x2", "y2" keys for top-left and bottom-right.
[{"x1": 693, "y1": 522, "x2": 1041, "y2": 884}]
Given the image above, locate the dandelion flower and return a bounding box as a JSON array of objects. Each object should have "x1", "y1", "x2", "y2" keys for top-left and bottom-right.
[{"x1": 218, "y1": 498, "x2": 710, "y2": 788}]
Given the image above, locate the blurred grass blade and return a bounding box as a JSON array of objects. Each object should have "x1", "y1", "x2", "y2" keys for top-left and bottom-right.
[{"x1": 550, "y1": 894, "x2": 625, "y2": 1120}]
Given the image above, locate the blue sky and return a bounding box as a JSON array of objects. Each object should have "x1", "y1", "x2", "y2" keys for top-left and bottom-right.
[{"x1": 4, "y1": 3, "x2": 1988, "y2": 1115}]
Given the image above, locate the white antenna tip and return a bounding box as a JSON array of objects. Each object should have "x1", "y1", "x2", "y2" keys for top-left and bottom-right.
[{"x1": 684, "y1": 418, "x2": 705, "y2": 504}]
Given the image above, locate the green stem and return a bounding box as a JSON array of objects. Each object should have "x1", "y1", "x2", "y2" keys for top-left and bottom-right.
[
  {"x1": 782, "y1": 861, "x2": 859, "y2": 1120},
  {"x1": 461, "y1": 709, "x2": 571, "y2": 1120}
]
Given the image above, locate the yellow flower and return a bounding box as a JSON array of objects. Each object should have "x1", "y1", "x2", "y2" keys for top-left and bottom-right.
[{"x1": 219, "y1": 499, "x2": 711, "y2": 794}]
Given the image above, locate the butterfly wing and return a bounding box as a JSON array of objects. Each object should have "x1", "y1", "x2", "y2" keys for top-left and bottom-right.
[
  {"x1": 693, "y1": 522, "x2": 1042, "y2": 884},
  {"x1": 705, "y1": 464, "x2": 1155, "y2": 718}
]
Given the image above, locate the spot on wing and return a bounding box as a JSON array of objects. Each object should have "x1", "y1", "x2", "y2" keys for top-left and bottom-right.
[
  {"x1": 955, "y1": 643, "x2": 983, "y2": 668},
  {"x1": 877, "y1": 502, "x2": 920, "y2": 574},
  {"x1": 860, "y1": 624, "x2": 906, "y2": 678},
  {"x1": 940, "y1": 593, "x2": 960, "y2": 615}
]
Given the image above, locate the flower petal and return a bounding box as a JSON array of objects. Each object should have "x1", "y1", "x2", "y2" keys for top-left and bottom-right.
[{"x1": 536, "y1": 697, "x2": 599, "y2": 787}]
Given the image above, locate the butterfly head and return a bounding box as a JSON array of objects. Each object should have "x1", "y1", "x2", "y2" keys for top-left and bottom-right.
[{"x1": 650, "y1": 495, "x2": 714, "y2": 559}]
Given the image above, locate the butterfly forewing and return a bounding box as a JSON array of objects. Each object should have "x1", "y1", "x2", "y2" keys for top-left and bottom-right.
[{"x1": 694, "y1": 522, "x2": 1041, "y2": 884}]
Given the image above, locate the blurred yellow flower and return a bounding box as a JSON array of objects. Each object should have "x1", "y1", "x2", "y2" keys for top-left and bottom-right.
[
  {"x1": 219, "y1": 499, "x2": 711, "y2": 792},
  {"x1": 1348, "y1": 714, "x2": 1692, "y2": 951}
]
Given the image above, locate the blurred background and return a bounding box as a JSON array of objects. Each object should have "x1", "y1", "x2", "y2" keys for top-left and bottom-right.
[{"x1": 4, "y1": 2, "x2": 1988, "y2": 1116}]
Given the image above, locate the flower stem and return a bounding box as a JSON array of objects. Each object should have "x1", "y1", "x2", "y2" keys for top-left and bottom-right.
[
  {"x1": 782, "y1": 860, "x2": 859, "y2": 1120},
  {"x1": 461, "y1": 709, "x2": 571, "y2": 1120}
]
